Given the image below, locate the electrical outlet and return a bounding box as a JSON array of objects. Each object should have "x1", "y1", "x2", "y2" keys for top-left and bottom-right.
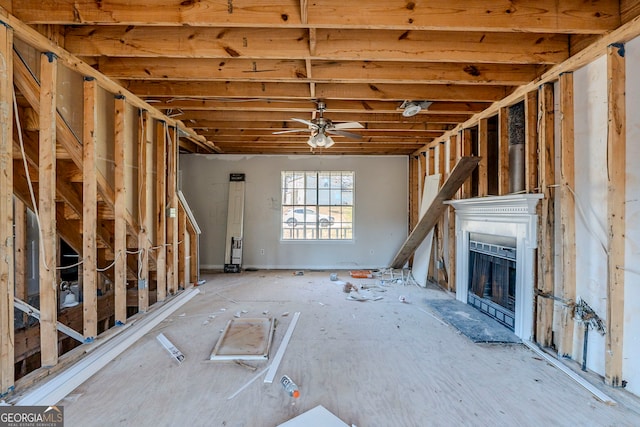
[{"x1": 260, "y1": 248, "x2": 265, "y2": 255}]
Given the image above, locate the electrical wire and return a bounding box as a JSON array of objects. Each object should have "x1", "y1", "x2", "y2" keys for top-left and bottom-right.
[{"x1": 14, "y1": 86, "x2": 52, "y2": 272}]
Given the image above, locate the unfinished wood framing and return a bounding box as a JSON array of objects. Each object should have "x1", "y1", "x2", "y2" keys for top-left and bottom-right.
[
  {"x1": 166, "y1": 127, "x2": 179, "y2": 294},
  {"x1": 446, "y1": 135, "x2": 458, "y2": 291},
  {"x1": 155, "y1": 121, "x2": 167, "y2": 302},
  {"x1": 477, "y1": 118, "x2": 489, "y2": 197},
  {"x1": 38, "y1": 51, "x2": 58, "y2": 366},
  {"x1": 409, "y1": 156, "x2": 420, "y2": 233},
  {"x1": 460, "y1": 129, "x2": 473, "y2": 198},
  {"x1": 437, "y1": 143, "x2": 446, "y2": 177},
  {"x1": 524, "y1": 90, "x2": 539, "y2": 192},
  {"x1": 535, "y1": 83, "x2": 555, "y2": 347},
  {"x1": 390, "y1": 157, "x2": 480, "y2": 269},
  {"x1": 113, "y1": 95, "x2": 127, "y2": 324},
  {"x1": 605, "y1": 43, "x2": 626, "y2": 387},
  {"x1": 178, "y1": 203, "x2": 187, "y2": 288},
  {"x1": 498, "y1": 107, "x2": 510, "y2": 195},
  {"x1": 558, "y1": 72, "x2": 576, "y2": 358},
  {"x1": 14, "y1": 199, "x2": 27, "y2": 326},
  {"x1": 0, "y1": 22, "x2": 14, "y2": 396},
  {"x1": 188, "y1": 223, "x2": 199, "y2": 284},
  {"x1": 138, "y1": 111, "x2": 150, "y2": 312},
  {"x1": 82, "y1": 77, "x2": 98, "y2": 340}
]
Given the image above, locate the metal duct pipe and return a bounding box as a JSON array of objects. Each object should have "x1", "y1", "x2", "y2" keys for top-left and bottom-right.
[
  {"x1": 508, "y1": 102, "x2": 525, "y2": 193},
  {"x1": 509, "y1": 143, "x2": 525, "y2": 193}
]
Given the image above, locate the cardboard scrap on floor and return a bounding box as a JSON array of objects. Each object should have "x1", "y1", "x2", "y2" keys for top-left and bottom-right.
[
  {"x1": 277, "y1": 405, "x2": 350, "y2": 427},
  {"x1": 210, "y1": 317, "x2": 274, "y2": 360}
]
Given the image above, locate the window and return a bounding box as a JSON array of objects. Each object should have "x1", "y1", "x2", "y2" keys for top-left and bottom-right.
[{"x1": 281, "y1": 171, "x2": 353, "y2": 240}]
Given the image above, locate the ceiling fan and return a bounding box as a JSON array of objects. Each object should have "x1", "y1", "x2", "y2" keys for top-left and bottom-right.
[{"x1": 273, "y1": 101, "x2": 363, "y2": 148}]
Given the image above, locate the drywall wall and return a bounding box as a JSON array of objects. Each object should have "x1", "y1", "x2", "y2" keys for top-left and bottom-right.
[
  {"x1": 572, "y1": 54, "x2": 608, "y2": 376},
  {"x1": 179, "y1": 155, "x2": 408, "y2": 269},
  {"x1": 623, "y1": 36, "x2": 640, "y2": 396}
]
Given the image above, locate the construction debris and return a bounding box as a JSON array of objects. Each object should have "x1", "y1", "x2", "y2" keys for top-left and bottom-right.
[
  {"x1": 349, "y1": 270, "x2": 373, "y2": 278},
  {"x1": 210, "y1": 318, "x2": 274, "y2": 361},
  {"x1": 347, "y1": 290, "x2": 383, "y2": 302},
  {"x1": 157, "y1": 333, "x2": 185, "y2": 364},
  {"x1": 342, "y1": 282, "x2": 358, "y2": 293}
]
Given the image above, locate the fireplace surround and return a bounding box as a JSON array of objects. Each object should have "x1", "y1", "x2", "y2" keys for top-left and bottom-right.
[{"x1": 446, "y1": 194, "x2": 543, "y2": 340}]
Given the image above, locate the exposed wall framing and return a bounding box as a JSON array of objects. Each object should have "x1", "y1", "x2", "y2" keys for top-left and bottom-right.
[
  {"x1": 558, "y1": 72, "x2": 576, "y2": 358},
  {"x1": 605, "y1": 43, "x2": 626, "y2": 387},
  {"x1": 0, "y1": 14, "x2": 204, "y2": 395}
]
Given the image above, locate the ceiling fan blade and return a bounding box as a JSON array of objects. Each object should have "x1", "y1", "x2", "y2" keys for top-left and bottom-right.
[
  {"x1": 332, "y1": 121, "x2": 364, "y2": 130},
  {"x1": 291, "y1": 117, "x2": 318, "y2": 128},
  {"x1": 327, "y1": 129, "x2": 362, "y2": 139},
  {"x1": 272, "y1": 129, "x2": 307, "y2": 135}
]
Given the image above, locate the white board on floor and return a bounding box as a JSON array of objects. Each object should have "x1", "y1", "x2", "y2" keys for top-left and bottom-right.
[
  {"x1": 411, "y1": 174, "x2": 441, "y2": 287},
  {"x1": 277, "y1": 405, "x2": 349, "y2": 427}
]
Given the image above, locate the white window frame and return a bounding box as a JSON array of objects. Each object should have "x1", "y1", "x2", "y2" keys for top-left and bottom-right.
[{"x1": 281, "y1": 171, "x2": 354, "y2": 241}]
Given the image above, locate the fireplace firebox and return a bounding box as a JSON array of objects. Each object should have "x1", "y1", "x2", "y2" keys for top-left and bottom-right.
[{"x1": 468, "y1": 234, "x2": 517, "y2": 330}]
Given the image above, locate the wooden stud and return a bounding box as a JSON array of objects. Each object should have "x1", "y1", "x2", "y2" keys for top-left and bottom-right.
[
  {"x1": 82, "y1": 77, "x2": 98, "y2": 340},
  {"x1": 460, "y1": 129, "x2": 473, "y2": 199},
  {"x1": 446, "y1": 134, "x2": 458, "y2": 291},
  {"x1": 114, "y1": 96, "x2": 127, "y2": 324},
  {"x1": 0, "y1": 23, "x2": 15, "y2": 395},
  {"x1": 425, "y1": 148, "x2": 433, "y2": 177},
  {"x1": 558, "y1": 72, "x2": 576, "y2": 358},
  {"x1": 137, "y1": 111, "x2": 149, "y2": 312},
  {"x1": 155, "y1": 121, "x2": 167, "y2": 301},
  {"x1": 605, "y1": 43, "x2": 626, "y2": 387},
  {"x1": 178, "y1": 203, "x2": 187, "y2": 289},
  {"x1": 498, "y1": 107, "x2": 510, "y2": 195},
  {"x1": 408, "y1": 156, "x2": 420, "y2": 233},
  {"x1": 536, "y1": 83, "x2": 555, "y2": 347},
  {"x1": 14, "y1": 199, "x2": 27, "y2": 326},
  {"x1": 477, "y1": 118, "x2": 489, "y2": 197},
  {"x1": 524, "y1": 90, "x2": 539, "y2": 192},
  {"x1": 166, "y1": 127, "x2": 179, "y2": 293},
  {"x1": 39, "y1": 52, "x2": 58, "y2": 366},
  {"x1": 188, "y1": 224, "x2": 199, "y2": 284}
]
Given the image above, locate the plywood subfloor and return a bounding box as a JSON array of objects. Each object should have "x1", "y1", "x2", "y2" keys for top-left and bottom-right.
[{"x1": 60, "y1": 271, "x2": 640, "y2": 426}]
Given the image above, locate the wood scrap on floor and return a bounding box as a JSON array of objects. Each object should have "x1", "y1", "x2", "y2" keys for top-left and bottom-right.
[{"x1": 210, "y1": 317, "x2": 274, "y2": 361}]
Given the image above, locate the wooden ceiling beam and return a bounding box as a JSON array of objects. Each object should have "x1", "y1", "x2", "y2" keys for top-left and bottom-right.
[
  {"x1": 12, "y1": 1, "x2": 618, "y2": 33},
  {"x1": 148, "y1": 99, "x2": 490, "y2": 114},
  {"x1": 189, "y1": 120, "x2": 455, "y2": 131},
  {"x1": 125, "y1": 81, "x2": 510, "y2": 102},
  {"x1": 98, "y1": 57, "x2": 542, "y2": 86},
  {"x1": 177, "y1": 110, "x2": 470, "y2": 123},
  {"x1": 64, "y1": 27, "x2": 568, "y2": 64},
  {"x1": 201, "y1": 129, "x2": 446, "y2": 137}
]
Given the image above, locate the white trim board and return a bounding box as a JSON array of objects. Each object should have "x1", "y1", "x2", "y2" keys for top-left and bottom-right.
[
  {"x1": 264, "y1": 312, "x2": 300, "y2": 383},
  {"x1": 14, "y1": 288, "x2": 200, "y2": 406}
]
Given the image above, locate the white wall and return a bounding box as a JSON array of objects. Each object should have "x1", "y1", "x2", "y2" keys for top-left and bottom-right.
[
  {"x1": 179, "y1": 154, "x2": 408, "y2": 270},
  {"x1": 572, "y1": 55, "x2": 608, "y2": 376},
  {"x1": 624, "y1": 36, "x2": 640, "y2": 396}
]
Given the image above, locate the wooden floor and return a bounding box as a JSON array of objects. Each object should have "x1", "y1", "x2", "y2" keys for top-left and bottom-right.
[{"x1": 59, "y1": 270, "x2": 640, "y2": 426}]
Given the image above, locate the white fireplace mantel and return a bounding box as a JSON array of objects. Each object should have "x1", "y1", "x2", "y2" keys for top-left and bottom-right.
[{"x1": 445, "y1": 194, "x2": 543, "y2": 340}]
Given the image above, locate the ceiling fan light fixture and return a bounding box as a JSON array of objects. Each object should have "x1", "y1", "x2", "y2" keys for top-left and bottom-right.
[
  {"x1": 307, "y1": 134, "x2": 318, "y2": 148},
  {"x1": 314, "y1": 133, "x2": 329, "y2": 147},
  {"x1": 401, "y1": 100, "x2": 433, "y2": 117}
]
